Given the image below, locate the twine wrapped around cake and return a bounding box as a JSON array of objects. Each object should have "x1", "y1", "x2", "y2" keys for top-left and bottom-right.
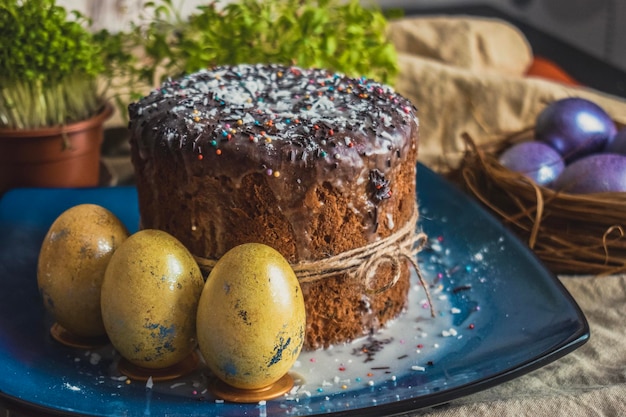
[
  {"x1": 194, "y1": 209, "x2": 435, "y2": 317},
  {"x1": 453, "y1": 132, "x2": 626, "y2": 276}
]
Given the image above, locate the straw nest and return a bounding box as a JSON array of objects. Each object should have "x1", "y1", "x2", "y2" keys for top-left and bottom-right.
[{"x1": 451, "y1": 130, "x2": 626, "y2": 276}]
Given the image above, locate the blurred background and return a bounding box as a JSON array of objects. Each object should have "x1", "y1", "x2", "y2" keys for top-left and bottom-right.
[
  {"x1": 392, "y1": 0, "x2": 626, "y2": 74},
  {"x1": 57, "y1": 0, "x2": 626, "y2": 74},
  {"x1": 53, "y1": 0, "x2": 626, "y2": 99}
]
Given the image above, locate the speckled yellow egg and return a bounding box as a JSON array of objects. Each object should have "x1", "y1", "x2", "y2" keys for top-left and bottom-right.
[
  {"x1": 37, "y1": 204, "x2": 129, "y2": 338},
  {"x1": 196, "y1": 243, "x2": 306, "y2": 390},
  {"x1": 101, "y1": 229, "x2": 204, "y2": 369}
]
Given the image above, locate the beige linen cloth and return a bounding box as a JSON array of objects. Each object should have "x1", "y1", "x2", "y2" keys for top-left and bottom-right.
[
  {"x1": 386, "y1": 16, "x2": 626, "y2": 417},
  {"x1": 389, "y1": 16, "x2": 626, "y2": 173},
  {"x1": 94, "y1": 15, "x2": 626, "y2": 417}
]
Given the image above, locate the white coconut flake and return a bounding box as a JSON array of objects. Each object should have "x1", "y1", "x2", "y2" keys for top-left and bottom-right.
[
  {"x1": 442, "y1": 328, "x2": 458, "y2": 337},
  {"x1": 386, "y1": 212, "x2": 395, "y2": 230},
  {"x1": 89, "y1": 353, "x2": 101, "y2": 365},
  {"x1": 63, "y1": 383, "x2": 81, "y2": 392}
]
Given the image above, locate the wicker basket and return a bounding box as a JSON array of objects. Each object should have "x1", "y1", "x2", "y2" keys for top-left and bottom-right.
[{"x1": 452, "y1": 130, "x2": 626, "y2": 276}]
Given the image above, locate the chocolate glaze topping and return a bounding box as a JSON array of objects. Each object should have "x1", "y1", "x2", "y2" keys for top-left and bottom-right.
[
  {"x1": 129, "y1": 64, "x2": 418, "y2": 256},
  {"x1": 130, "y1": 63, "x2": 416, "y2": 175}
]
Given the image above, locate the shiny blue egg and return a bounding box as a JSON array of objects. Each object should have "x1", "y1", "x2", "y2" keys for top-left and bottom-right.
[
  {"x1": 535, "y1": 97, "x2": 616, "y2": 162},
  {"x1": 552, "y1": 153, "x2": 626, "y2": 193},
  {"x1": 498, "y1": 141, "x2": 565, "y2": 186},
  {"x1": 605, "y1": 128, "x2": 626, "y2": 155}
]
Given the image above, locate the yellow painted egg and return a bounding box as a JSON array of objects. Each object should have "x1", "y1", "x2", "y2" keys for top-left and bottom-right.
[
  {"x1": 196, "y1": 243, "x2": 306, "y2": 390},
  {"x1": 37, "y1": 204, "x2": 129, "y2": 338},
  {"x1": 101, "y1": 229, "x2": 204, "y2": 369}
]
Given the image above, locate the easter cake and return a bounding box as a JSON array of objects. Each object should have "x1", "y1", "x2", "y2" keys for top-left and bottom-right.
[{"x1": 128, "y1": 64, "x2": 421, "y2": 349}]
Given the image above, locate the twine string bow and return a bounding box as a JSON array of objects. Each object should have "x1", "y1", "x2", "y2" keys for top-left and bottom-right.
[{"x1": 194, "y1": 209, "x2": 435, "y2": 318}]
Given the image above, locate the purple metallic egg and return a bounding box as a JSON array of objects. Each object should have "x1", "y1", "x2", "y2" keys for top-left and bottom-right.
[
  {"x1": 498, "y1": 141, "x2": 565, "y2": 186},
  {"x1": 605, "y1": 128, "x2": 626, "y2": 155},
  {"x1": 535, "y1": 97, "x2": 616, "y2": 162},
  {"x1": 552, "y1": 153, "x2": 626, "y2": 193}
]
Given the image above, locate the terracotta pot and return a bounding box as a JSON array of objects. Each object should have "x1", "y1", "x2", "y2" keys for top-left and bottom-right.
[{"x1": 0, "y1": 104, "x2": 113, "y2": 193}]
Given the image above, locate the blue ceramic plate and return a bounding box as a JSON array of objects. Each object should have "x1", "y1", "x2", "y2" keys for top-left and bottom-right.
[{"x1": 0, "y1": 164, "x2": 589, "y2": 416}]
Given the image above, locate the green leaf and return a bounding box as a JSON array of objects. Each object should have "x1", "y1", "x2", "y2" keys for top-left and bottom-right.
[{"x1": 1, "y1": 0, "x2": 110, "y2": 127}]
